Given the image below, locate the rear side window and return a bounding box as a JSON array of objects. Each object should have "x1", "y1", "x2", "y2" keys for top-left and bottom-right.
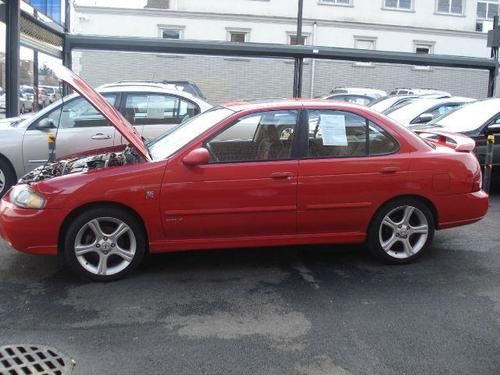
[
  {"x1": 307, "y1": 110, "x2": 399, "y2": 158},
  {"x1": 369, "y1": 122, "x2": 399, "y2": 155},
  {"x1": 124, "y1": 93, "x2": 199, "y2": 125}
]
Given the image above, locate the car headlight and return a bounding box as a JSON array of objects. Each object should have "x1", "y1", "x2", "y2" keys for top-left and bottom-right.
[{"x1": 9, "y1": 185, "x2": 46, "y2": 209}]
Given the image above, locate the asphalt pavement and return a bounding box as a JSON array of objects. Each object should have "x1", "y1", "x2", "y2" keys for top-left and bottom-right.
[{"x1": 0, "y1": 192, "x2": 499, "y2": 375}]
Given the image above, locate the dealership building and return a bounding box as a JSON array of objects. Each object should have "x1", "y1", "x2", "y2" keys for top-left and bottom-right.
[{"x1": 70, "y1": 0, "x2": 499, "y2": 103}]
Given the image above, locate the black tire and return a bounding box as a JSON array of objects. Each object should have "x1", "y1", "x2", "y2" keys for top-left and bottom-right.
[
  {"x1": 0, "y1": 158, "x2": 16, "y2": 198},
  {"x1": 368, "y1": 198, "x2": 435, "y2": 264},
  {"x1": 63, "y1": 206, "x2": 146, "y2": 281}
]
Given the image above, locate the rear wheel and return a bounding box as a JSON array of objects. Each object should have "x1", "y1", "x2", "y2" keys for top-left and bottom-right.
[
  {"x1": 0, "y1": 158, "x2": 16, "y2": 197},
  {"x1": 63, "y1": 207, "x2": 146, "y2": 281},
  {"x1": 368, "y1": 198, "x2": 434, "y2": 264}
]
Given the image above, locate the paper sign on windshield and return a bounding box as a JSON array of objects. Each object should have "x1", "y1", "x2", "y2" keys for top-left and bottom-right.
[{"x1": 319, "y1": 114, "x2": 348, "y2": 146}]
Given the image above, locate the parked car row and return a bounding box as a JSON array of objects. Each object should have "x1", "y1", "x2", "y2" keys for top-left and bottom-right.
[
  {"x1": 0, "y1": 85, "x2": 62, "y2": 115},
  {"x1": 0, "y1": 65, "x2": 489, "y2": 281}
]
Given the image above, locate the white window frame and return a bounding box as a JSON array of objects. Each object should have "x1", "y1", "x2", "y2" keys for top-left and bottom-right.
[
  {"x1": 435, "y1": 0, "x2": 466, "y2": 16},
  {"x1": 226, "y1": 28, "x2": 251, "y2": 43},
  {"x1": 286, "y1": 31, "x2": 311, "y2": 45},
  {"x1": 477, "y1": 0, "x2": 498, "y2": 20},
  {"x1": 414, "y1": 40, "x2": 435, "y2": 54},
  {"x1": 158, "y1": 25, "x2": 185, "y2": 40},
  {"x1": 382, "y1": 0, "x2": 414, "y2": 12},
  {"x1": 318, "y1": 0, "x2": 353, "y2": 6},
  {"x1": 354, "y1": 36, "x2": 377, "y2": 50}
]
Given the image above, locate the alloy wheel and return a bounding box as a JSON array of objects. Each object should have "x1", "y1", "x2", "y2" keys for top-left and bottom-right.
[
  {"x1": 378, "y1": 205, "x2": 429, "y2": 259},
  {"x1": 74, "y1": 217, "x2": 137, "y2": 276}
]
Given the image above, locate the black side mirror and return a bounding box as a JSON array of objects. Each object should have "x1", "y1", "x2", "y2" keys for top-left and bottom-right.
[
  {"x1": 37, "y1": 118, "x2": 56, "y2": 130},
  {"x1": 417, "y1": 113, "x2": 434, "y2": 123},
  {"x1": 487, "y1": 123, "x2": 500, "y2": 134}
]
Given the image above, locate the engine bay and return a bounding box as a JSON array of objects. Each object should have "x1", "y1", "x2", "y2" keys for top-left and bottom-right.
[{"x1": 20, "y1": 146, "x2": 143, "y2": 184}]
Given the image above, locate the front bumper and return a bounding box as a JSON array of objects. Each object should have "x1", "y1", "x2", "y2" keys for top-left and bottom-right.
[
  {"x1": 437, "y1": 190, "x2": 489, "y2": 230},
  {"x1": 0, "y1": 197, "x2": 62, "y2": 255}
]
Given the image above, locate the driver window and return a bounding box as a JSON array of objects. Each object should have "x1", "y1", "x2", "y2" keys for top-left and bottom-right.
[
  {"x1": 205, "y1": 110, "x2": 298, "y2": 163},
  {"x1": 33, "y1": 94, "x2": 116, "y2": 129}
]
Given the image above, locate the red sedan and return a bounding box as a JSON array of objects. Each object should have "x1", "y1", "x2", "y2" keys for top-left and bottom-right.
[{"x1": 0, "y1": 66, "x2": 489, "y2": 281}]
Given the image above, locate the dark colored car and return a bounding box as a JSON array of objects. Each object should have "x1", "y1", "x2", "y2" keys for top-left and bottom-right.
[{"x1": 412, "y1": 98, "x2": 500, "y2": 172}]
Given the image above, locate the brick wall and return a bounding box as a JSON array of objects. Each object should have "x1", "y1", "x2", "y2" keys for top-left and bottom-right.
[{"x1": 76, "y1": 51, "x2": 492, "y2": 105}]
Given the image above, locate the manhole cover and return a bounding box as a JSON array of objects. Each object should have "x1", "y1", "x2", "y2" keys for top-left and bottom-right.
[{"x1": 0, "y1": 345, "x2": 75, "y2": 375}]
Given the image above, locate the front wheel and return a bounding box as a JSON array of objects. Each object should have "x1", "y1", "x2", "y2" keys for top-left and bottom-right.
[
  {"x1": 63, "y1": 207, "x2": 146, "y2": 281},
  {"x1": 0, "y1": 158, "x2": 16, "y2": 198},
  {"x1": 368, "y1": 198, "x2": 435, "y2": 264}
]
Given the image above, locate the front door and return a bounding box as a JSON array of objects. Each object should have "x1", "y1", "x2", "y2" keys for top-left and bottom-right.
[
  {"x1": 22, "y1": 94, "x2": 118, "y2": 173},
  {"x1": 298, "y1": 109, "x2": 410, "y2": 236},
  {"x1": 473, "y1": 115, "x2": 500, "y2": 171},
  {"x1": 161, "y1": 110, "x2": 299, "y2": 240}
]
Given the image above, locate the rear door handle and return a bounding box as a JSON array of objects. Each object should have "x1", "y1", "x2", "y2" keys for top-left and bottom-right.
[
  {"x1": 91, "y1": 133, "x2": 112, "y2": 140},
  {"x1": 271, "y1": 172, "x2": 294, "y2": 179},
  {"x1": 380, "y1": 166, "x2": 401, "y2": 174}
]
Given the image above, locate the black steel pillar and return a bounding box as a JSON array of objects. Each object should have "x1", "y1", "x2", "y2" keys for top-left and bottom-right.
[
  {"x1": 62, "y1": 0, "x2": 72, "y2": 96},
  {"x1": 33, "y1": 51, "x2": 39, "y2": 112},
  {"x1": 64, "y1": 0, "x2": 71, "y2": 33},
  {"x1": 488, "y1": 16, "x2": 499, "y2": 98},
  {"x1": 5, "y1": 0, "x2": 20, "y2": 117},
  {"x1": 293, "y1": 0, "x2": 304, "y2": 98}
]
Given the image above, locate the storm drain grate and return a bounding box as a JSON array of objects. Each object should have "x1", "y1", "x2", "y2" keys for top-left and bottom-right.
[{"x1": 0, "y1": 345, "x2": 75, "y2": 375}]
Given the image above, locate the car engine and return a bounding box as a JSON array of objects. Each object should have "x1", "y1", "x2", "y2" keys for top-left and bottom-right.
[{"x1": 20, "y1": 146, "x2": 143, "y2": 184}]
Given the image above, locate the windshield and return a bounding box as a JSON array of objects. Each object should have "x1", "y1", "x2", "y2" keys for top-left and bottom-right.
[
  {"x1": 429, "y1": 100, "x2": 499, "y2": 132},
  {"x1": 148, "y1": 107, "x2": 234, "y2": 160}
]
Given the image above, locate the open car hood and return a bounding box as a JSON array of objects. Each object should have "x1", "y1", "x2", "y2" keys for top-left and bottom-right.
[{"x1": 51, "y1": 65, "x2": 151, "y2": 161}]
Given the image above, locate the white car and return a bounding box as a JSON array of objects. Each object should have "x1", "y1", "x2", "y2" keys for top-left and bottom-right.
[
  {"x1": 390, "y1": 88, "x2": 451, "y2": 97},
  {"x1": 329, "y1": 87, "x2": 387, "y2": 100},
  {"x1": 41, "y1": 85, "x2": 62, "y2": 103},
  {"x1": 0, "y1": 84, "x2": 212, "y2": 196},
  {"x1": 386, "y1": 97, "x2": 475, "y2": 127},
  {"x1": 0, "y1": 93, "x2": 33, "y2": 114},
  {"x1": 369, "y1": 93, "x2": 451, "y2": 113}
]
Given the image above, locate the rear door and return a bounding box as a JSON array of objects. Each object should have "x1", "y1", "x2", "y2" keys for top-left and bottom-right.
[
  {"x1": 297, "y1": 109, "x2": 410, "y2": 235},
  {"x1": 22, "y1": 94, "x2": 118, "y2": 172},
  {"x1": 119, "y1": 93, "x2": 200, "y2": 143}
]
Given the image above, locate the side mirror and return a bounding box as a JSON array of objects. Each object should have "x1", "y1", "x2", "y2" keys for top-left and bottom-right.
[
  {"x1": 37, "y1": 118, "x2": 56, "y2": 130},
  {"x1": 417, "y1": 113, "x2": 434, "y2": 123},
  {"x1": 487, "y1": 123, "x2": 500, "y2": 134},
  {"x1": 182, "y1": 147, "x2": 210, "y2": 167}
]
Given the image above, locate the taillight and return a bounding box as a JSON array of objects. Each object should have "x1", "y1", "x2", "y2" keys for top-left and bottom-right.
[{"x1": 472, "y1": 170, "x2": 482, "y2": 192}]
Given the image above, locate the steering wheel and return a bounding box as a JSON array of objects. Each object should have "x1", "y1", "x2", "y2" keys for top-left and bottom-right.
[{"x1": 205, "y1": 142, "x2": 219, "y2": 162}]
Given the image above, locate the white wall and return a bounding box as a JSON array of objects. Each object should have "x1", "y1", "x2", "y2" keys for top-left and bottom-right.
[
  {"x1": 160, "y1": 0, "x2": 480, "y2": 32},
  {"x1": 73, "y1": 4, "x2": 490, "y2": 57}
]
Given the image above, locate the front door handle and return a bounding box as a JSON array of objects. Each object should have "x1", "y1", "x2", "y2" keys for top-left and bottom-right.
[
  {"x1": 91, "y1": 133, "x2": 112, "y2": 141},
  {"x1": 380, "y1": 166, "x2": 401, "y2": 174},
  {"x1": 271, "y1": 172, "x2": 294, "y2": 179}
]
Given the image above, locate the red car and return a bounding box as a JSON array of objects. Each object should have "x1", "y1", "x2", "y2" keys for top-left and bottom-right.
[{"x1": 0, "y1": 66, "x2": 489, "y2": 281}]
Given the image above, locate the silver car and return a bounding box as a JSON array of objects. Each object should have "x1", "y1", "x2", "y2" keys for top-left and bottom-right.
[{"x1": 0, "y1": 85, "x2": 212, "y2": 196}]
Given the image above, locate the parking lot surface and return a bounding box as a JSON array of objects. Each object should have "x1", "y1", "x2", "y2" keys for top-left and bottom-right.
[{"x1": 0, "y1": 192, "x2": 499, "y2": 375}]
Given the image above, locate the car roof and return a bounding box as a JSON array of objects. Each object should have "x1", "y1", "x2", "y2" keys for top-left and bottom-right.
[
  {"x1": 222, "y1": 98, "x2": 369, "y2": 112},
  {"x1": 96, "y1": 85, "x2": 210, "y2": 106}
]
